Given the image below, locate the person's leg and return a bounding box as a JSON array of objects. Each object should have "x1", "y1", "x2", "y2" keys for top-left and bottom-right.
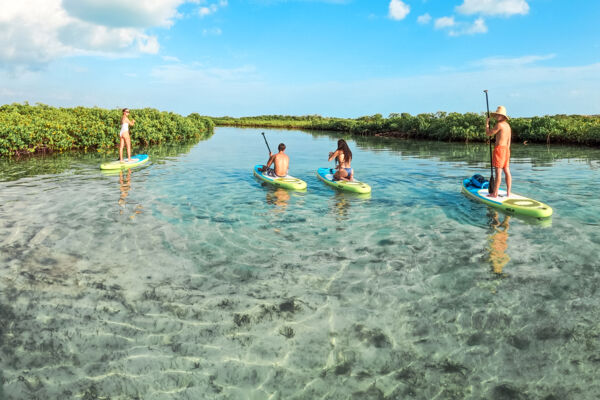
[
  {"x1": 492, "y1": 167, "x2": 502, "y2": 196},
  {"x1": 335, "y1": 168, "x2": 349, "y2": 181},
  {"x1": 504, "y1": 165, "x2": 512, "y2": 197},
  {"x1": 119, "y1": 136, "x2": 125, "y2": 162},
  {"x1": 125, "y1": 134, "x2": 132, "y2": 161}
]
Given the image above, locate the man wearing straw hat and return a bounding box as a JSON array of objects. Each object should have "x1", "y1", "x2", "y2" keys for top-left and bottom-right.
[{"x1": 486, "y1": 106, "x2": 512, "y2": 198}]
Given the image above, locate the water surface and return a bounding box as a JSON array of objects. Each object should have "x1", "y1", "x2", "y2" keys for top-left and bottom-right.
[{"x1": 1, "y1": 128, "x2": 599, "y2": 399}]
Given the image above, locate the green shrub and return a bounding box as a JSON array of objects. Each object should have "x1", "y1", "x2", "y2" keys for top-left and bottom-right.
[
  {"x1": 0, "y1": 103, "x2": 214, "y2": 156},
  {"x1": 210, "y1": 113, "x2": 600, "y2": 146}
]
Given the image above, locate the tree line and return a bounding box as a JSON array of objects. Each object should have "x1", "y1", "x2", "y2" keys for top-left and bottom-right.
[
  {"x1": 212, "y1": 112, "x2": 600, "y2": 146},
  {"x1": 0, "y1": 103, "x2": 214, "y2": 156}
]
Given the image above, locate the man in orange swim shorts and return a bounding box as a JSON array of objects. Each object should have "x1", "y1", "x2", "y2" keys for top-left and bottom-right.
[{"x1": 486, "y1": 106, "x2": 512, "y2": 197}]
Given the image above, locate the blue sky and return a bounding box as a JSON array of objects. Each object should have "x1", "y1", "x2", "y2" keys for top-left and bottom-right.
[{"x1": 1, "y1": 0, "x2": 598, "y2": 117}]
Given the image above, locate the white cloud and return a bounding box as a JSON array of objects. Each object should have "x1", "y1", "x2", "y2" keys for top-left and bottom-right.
[
  {"x1": 456, "y1": 0, "x2": 529, "y2": 17},
  {"x1": 475, "y1": 54, "x2": 556, "y2": 68},
  {"x1": 434, "y1": 16, "x2": 455, "y2": 29},
  {"x1": 199, "y1": 0, "x2": 228, "y2": 17},
  {"x1": 468, "y1": 18, "x2": 488, "y2": 34},
  {"x1": 449, "y1": 17, "x2": 487, "y2": 36},
  {"x1": 389, "y1": 0, "x2": 410, "y2": 21},
  {"x1": 0, "y1": 0, "x2": 208, "y2": 71},
  {"x1": 417, "y1": 13, "x2": 432, "y2": 25},
  {"x1": 138, "y1": 36, "x2": 160, "y2": 54},
  {"x1": 203, "y1": 28, "x2": 223, "y2": 36},
  {"x1": 0, "y1": 0, "x2": 71, "y2": 67},
  {"x1": 199, "y1": 5, "x2": 217, "y2": 16},
  {"x1": 61, "y1": 0, "x2": 185, "y2": 28},
  {"x1": 162, "y1": 55, "x2": 181, "y2": 62},
  {"x1": 433, "y1": 16, "x2": 487, "y2": 36}
]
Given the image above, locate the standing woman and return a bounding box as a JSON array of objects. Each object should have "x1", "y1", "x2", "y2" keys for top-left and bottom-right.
[
  {"x1": 119, "y1": 108, "x2": 135, "y2": 163},
  {"x1": 328, "y1": 139, "x2": 354, "y2": 181}
]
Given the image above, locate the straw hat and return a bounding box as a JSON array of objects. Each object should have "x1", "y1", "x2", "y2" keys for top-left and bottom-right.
[{"x1": 491, "y1": 106, "x2": 509, "y2": 119}]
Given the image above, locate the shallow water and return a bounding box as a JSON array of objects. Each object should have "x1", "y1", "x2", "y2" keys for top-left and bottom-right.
[{"x1": 1, "y1": 127, "x2": 599, "y2": 399}]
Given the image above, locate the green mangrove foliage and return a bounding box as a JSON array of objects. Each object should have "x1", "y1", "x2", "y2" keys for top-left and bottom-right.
[
  {"x1": 212, "y1": 113, "x2": 600, "y2": 146},
  {"x1": 212, "y1": 114, "x2": 318, "y2": 129},
  {"x1": 0, "y1": 103, "x2": 214, "y2": 156}
]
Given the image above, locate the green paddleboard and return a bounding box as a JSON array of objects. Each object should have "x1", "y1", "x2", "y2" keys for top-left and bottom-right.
[
  {"x1": 253, "y1": 165, "x2": 307, "y2": 191},
  {"x1": 462, "y1": 176, "x2": 553, "y2": 218},
  {"x1": 317, "y1": 167, "x2": 371, "y2": 194},
  {"x1": 100, "y1": 154, "x2": 149, "y2": 170}
]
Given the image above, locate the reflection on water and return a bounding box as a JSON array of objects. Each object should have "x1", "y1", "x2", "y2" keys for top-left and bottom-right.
[
  {"x1": 329, "y1": 191, "x2": 371, "y2": 222},
  {"x1": 487, "y1": 210, "x2": 511, "y2": 275},
  {"x1": 119, "y1": 169, "x2": 131, "y2": 207},
  {"x1": 332, "y1": 191, "x2": 350, "y2": 221},
  {"x1": 305, "y1": 129, "x2": 600, "y2": 167},
  {"x1": 0, "y1": 139, "x2": 205, "y2": 182},
  {"x1": 1, "y1": 127, "x2": 600, "y2": 399},
  {"x1": 118, "y1": 169, "x2": 143, "y2": 218},
  {"x1": 265, "y1": 188, "x2": 290, "y2": 212}
]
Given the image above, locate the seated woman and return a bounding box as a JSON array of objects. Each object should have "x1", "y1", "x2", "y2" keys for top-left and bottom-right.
[{"x1": 328, "y1": 139, "x2": 353, "y2": 181}]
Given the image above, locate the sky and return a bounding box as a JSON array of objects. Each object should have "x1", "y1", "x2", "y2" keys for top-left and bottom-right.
[{"x1": 0, "y1": 0, "x2": 598, "y2": 118}]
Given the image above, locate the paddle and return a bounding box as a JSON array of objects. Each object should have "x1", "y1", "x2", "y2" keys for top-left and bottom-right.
[
  {"x1": 261, "y1": 132, "x2": 271, "y2": 154},
  {"x1": 484, "y1": 90, "x2": 495, "y2": 194}
]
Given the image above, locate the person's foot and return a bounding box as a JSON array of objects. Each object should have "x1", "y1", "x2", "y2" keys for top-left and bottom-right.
[{"x1": 487, "y1": 193, "x2": 498, "y2": 198}]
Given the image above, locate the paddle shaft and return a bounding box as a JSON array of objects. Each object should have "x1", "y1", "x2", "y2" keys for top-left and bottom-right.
[
  {"x1": 261, "y1": 132, "x2": 272, "y2": 154},
  {"x1": 484, "y1": 90, "x2": 495, "y2": 193}
]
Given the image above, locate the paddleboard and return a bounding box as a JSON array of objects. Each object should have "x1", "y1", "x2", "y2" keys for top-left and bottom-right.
[
  {"x1": 253, "y1": 164, "x2": 307, "y2": 191},
  {"x1": 100, "y1": 154, "x2": 149, "y2": 170},
  {"x1": 317, "y1": 167, "x2": 371, "y2": 194},
  {"x1": 462, "y1": 174, "x2": 552, "y2": 218}
]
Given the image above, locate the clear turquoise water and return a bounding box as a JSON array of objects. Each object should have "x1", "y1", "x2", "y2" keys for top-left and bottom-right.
[{"x1": 1, "y1": 127, "x2": 599, "y2": 399}]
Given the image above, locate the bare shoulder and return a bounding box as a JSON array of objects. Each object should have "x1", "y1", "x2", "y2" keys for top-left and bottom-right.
[{"x1": 500, "y1": 120, "x2": 512, "y2": 133}]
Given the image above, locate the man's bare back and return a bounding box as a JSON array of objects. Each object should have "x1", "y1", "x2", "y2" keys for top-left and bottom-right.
[
  {"x1": 494, "y1": 120, "x2": 512, "y2": 147},
  {"x1": 261, "y1": 143, "x2": 289, "y2": 177},
  {"x1": 270, "y1": 152, "x2": 289, "y2": 177}
]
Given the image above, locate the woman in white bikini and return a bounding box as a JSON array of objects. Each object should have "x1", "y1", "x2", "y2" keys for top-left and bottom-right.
[{"x1": 119, "y1": 108, "x2": 135, "y2": 163}]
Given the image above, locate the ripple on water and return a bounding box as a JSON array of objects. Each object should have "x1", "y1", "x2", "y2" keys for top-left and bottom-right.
[{"x1": 1, "y1": 129, "x2": 599, "y2": 399}]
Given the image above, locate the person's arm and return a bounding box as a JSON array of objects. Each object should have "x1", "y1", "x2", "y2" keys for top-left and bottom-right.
[
  {"x1": 126, "y1": 116, "x2": 135, "y2": 126},
  {"x1": 486, "y1": 117, "x2": 500, "y2": 136},
  {"x1": 328, "y1": 150, "x2": 340, "y2": 162},
  {"x1": 265, "y1": 153, "x2": 275, "y2": 168}
]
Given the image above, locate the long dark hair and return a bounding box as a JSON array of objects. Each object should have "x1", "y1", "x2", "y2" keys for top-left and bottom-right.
[{"x1": 337, "y1": 139, "x2": 352, "y2": 162}]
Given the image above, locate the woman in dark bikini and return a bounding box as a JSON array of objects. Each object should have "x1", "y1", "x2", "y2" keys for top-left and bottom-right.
[{"x1": 328, "y1": 139, "x2": 353, "y2": 181}]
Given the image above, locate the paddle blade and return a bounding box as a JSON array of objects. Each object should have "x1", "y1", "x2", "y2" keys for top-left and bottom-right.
[{"x1": 488, "y1": 174, "x2": 495, "y2": 194}]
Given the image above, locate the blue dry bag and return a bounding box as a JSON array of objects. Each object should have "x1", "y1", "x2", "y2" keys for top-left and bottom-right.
[{"x1": 469, "y1": 174, "x2": 488, "y2": 189}]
